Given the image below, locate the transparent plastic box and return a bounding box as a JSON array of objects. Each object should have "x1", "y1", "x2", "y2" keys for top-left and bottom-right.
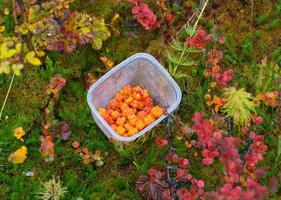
[{"x1": 87, "y1": 53, "x2": 182, "y2": 142}]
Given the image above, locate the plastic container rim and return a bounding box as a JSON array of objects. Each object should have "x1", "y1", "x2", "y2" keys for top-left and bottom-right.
[{"x1": 87, "y1": 52, "x2": 182, "y2": 142}]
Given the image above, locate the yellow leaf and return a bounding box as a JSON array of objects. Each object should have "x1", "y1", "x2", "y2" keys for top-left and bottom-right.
[
  {"x1": 4, "y1": 8, "x2": 9, "y2": 15},
  {"x1": 25, "y1": 51, "x2": 42, "y2": 66},
  {"x1": 12, "y1": 127, "x2": 25, "y2": 140},
  {"x1": 100, "y1": 56, "x2": 114, "y2": 70},
  {"x1": 12, "y1": 64, "x2": 24, "y2": 76},
  {"x1": 1, "y1": 42, "x2": 17, "y2": 58},
  {"x1": 0, "y1": 61, "x2": 11, "y2": 74},
  {"x1": 15, "y1": 43, "x2": 22, "y2": 52},
  {"x1": 204, "y1": 94, "x2": 212, "y2": 107},
  {"x1": 8, "y1": 146, "x2": 28, "y2": 164},
  {"x1": 0, "y1": 25, "x2": 5, "y2": 32},
  {"x1": 35, "y1": 50, "x2": 45, "y2": 57}
]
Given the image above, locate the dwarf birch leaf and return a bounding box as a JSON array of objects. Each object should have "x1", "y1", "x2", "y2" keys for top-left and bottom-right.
[{"x1": 26, "y1": 51, "x2": 42, "y2": 66}]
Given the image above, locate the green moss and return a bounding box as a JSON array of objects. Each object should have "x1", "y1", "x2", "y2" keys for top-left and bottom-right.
[
  {"x1": 256, "y1": 14, "x2": 269, "y2": 25},
  {"x1": 267, "y1": 19, "x2": 281, "y2": 30}
]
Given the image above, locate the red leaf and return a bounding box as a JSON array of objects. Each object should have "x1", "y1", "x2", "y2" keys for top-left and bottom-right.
[
  {"x1": 207, "y1": 47, "x2": 223, "y2": 66},
  {"x1": 178, "y1": 158, "x2": 189, "y2": 168},
  {"x1": 55, "y1": 121, "x2": 72, "y2": 141},
  {"x1": 46, "y1": 75, "x2": 66, "y2": 95},
  {"x1": 155, "y1": 138, "x2": 168, "y2": 147},
  {"x1": 197, "y1": 180, "x2": 205, "y2": 188},
  {"x1": 191, "y1": 112, "x2": 203, "y2": 123},
  {"x1": 72, "y1": 141, "x2": 80, "y2": 149}
]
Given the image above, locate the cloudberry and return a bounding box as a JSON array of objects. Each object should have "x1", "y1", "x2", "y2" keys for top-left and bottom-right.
[{"x1": 151, "y1": 106, "x2": 164, "y2": 118}]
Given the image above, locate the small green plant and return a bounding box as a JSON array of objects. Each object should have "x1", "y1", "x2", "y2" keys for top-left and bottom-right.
[
  {"x1": 37, "y1": 177, "x2": 67, "y2": 200},
  {"x1": 255, "y1": 57, "x2": 281, "y2": 93},
  {"x1": 222, "y1": 87, "x2": 256, "y2": 125},
  {"x1": 164, "y1": 25, "x2": 204, "y2": 79},
  {"x1": 164, "y1": 38, "x2": 199, "y2": 79}
]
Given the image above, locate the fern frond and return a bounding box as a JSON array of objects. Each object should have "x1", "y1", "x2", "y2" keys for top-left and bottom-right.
[
  {"x1": 222, "y1": 87, "x2": 255, "y2": 125},
  {"x1": 165, "y1": 51, "x2": 195, "y2": 67}
]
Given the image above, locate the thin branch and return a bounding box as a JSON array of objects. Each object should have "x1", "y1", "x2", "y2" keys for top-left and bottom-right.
[
  {"x1": 250, "y1": 0, "x2": 254, "y2": 28},
  {"x1": 16, "y1": 0, "x2": 33, "y2": 50},
  {"x1": 176, "y1": 0, "x2": 209, "y2": 36},
  {"x1": 192, "y1": 0, "x2": 209, "y2": 32},
  {"x1": 176, "y1": 11, "x2": 197, "y2": 36},
  {"x1": 0, "y1": 74, "x2": 15, "y2": 120},
  {"x1": 12, "y1": 0, "x2": 19, "y2": 26}
]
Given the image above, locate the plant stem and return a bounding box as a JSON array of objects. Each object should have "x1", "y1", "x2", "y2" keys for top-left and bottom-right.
[
  {"x1": 250, "y1": 0, "x2": 254, "y2": 28},
  {"x1": 192, "y1": 0, "x2": 209, "y2": 32},
  {"x1": 166, "y1": 116, "x2": 177, "y2": 197},
  {"x1": 0, "y1": 74, "x2": 15, "y2": 120}
]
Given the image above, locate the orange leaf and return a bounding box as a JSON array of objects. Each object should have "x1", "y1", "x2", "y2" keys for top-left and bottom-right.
[{"x1": 8, "y1": 146, "x2": 28, "y2": 164}]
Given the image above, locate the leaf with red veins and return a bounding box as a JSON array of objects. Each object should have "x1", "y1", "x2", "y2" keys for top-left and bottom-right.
[
  {"x1": 155, "y1": 138, "x2": 168, "y2": 147},
  {"x1": 207, "y1": 47, "x2": 223, "y2": 66},
  {"x1": 136, "y1": 168, "x2": 169, "y2": 200}
]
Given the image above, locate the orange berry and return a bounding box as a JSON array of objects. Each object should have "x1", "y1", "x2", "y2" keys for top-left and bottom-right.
[
  {"x1": 144, "y1": 97, "x2": 153, "y2": 106},
  {"x1": 120, "y1": 103, "x2": 129, "y2": 112},
  {"x1": 111, "y1": 124, "x2": 118, "y2": 131},
  {"x1": 110, "y1": 110, "x2": 121, "y2": 120},
  {"x1": 141, "y1": 89, "x2": 149, "y2": 98},
  {"x1": 116, "y1": 126, "x2": 126, "y2": 135},
  {"x1": 137, "y1": 111, "x2": 147, "y2": 119},
  {"x1": 127, "y1": 114, "x2": 136, "y2": 121},
  {"x1": 116, "y1": 117, "x2": 126, "y2": 126},
  {"x1": 143, "y1": 114, "x2": 155, "y2": 126},
  {"x1": 137, "y1": 101, "x2": 144, "y2": 110},
  {"x1": 122, "y1": 85, "x2": 132, "y2": 94},
  {"x1": 150, "y1": 106, "x2": 164, "y2": 118},
  {"x1": 108, "y1": 99, "x2": 119, "y2": 110},
  {"x1": 98, "y1": 108, "x2": 107, "y2": 116},
  {"x1": 135, "y1": 119, "x2": 146, "y2": 131},
  {"x1": 124, "y1": 123, "x2": 134, "y2": 132},
  {"x1": 134, "y1": 93, "x2": 142, "y2": 100},
  {"x1": 133, "y1": 85, "x2": 142, "y2": 92},
  {"x1": 130, "y1": 100, "x2": 139, "y2": 109},
  {"x1": 127, "y1": 127, "x2": 138, "y2": 136},
  {"x1": 143, "y1": 105, "x2": 152, "y2": 113},
  {"x1": 104, "y1": 115, "x2": 115, "y2": 125},
  {"x1": 124, "y1": 97, "x2": 133, "y2": 104},
  {"x1": 115, "y1": 93, "x2": 124, "y2": 101}
]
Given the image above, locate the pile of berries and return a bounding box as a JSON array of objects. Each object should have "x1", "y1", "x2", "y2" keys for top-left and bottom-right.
[{"x1": 98, "y1": 85, "x2": 164, "y2": 137}]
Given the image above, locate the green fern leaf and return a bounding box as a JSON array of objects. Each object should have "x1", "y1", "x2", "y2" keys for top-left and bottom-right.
[{"x1": 222, "y1": 87, "x2": 256, "y2": 125}]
